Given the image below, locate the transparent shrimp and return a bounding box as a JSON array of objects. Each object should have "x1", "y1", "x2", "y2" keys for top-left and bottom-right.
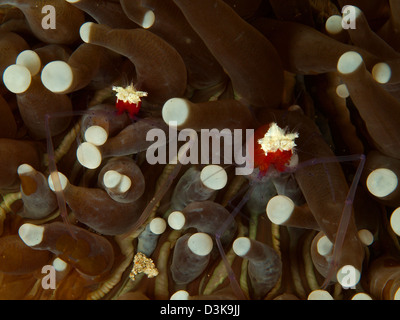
[
  {"x1": 41, "y1": 99, "x2": 368, "y2": 300},
  {"x1": 43, "y1": 88, "x2": 169, "y2": 234},
  {"x1": 205, "y1": 110, "x2": 366, "y2": 298}
]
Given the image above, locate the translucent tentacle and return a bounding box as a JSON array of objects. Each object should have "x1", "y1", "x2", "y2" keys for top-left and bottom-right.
[{"x1": 321, "y1": 154, "x2": 366, "y2": 288}]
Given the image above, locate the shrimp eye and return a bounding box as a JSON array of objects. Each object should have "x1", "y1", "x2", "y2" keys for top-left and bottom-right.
[
  {"x1": 112, "y1": 84, "x2": 148, "y2": 118},
  {"x1": 253, "y1": 122, "x2": 299, "y2": 174}
]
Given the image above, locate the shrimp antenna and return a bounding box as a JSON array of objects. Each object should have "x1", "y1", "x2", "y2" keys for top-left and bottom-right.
[
  {"x1": 45, "y1": 113, "x2": 76, "y2": 239},
  {"x1": 321, "y1": 154, "x2": 366, "y2": 289},
  {"x1": 44, "y1": 109, "x2": 100, "y2": 238}
]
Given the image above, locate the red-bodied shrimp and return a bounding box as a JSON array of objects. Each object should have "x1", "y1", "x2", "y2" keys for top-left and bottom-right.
[
  {"x1": 214, "y1": 115, "x2": 365, "y2": 298},
  {"x1": 251, "y1": 122, "x2": 299, "y2": 175},
  {"x1": 43, "y1": 85, "x2": 158, "y2": 238},
  {"x1": 112, "y1": 83, "x2": 147, "y2": 119},
  {"x1": 212, "y1": 121, "x2": 300, "y2": 298}
]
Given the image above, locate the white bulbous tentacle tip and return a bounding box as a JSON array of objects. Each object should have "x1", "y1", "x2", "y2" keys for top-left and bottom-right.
[
  {"x1": 17, "y1": 163, "x2": 35, "y2": 176},
  {"x1": 336, "y1": 265, "x2": 361, "y2": 289},
  {"x1": 390, "y1": 207, "x2": 400, "y2": 237},
  {"x1": 3, "y1": 64, "x2": 32, "y2": 94},
  {"x1": 366, "y1": 168, "x2": 398, "y2": 198},
  {"x1": 167, "y1": 211, "x2": 185, "y2": 230},
  {"x1": 84, "y1": 125, "x2": 108, "y2": 146},
  {"x1": 200, "y1": 165, "x2": 228, "y2": 191},
  {"x1": 76, "y1": 142, "x2": 102, "y2": 169},
  {"x1": 232, "y1": 237, "x2": 251, "y2": 257},
  {"x1": 79, "y1": 22, "x2": 95, "y2": 43},
  {"x1": 16, "y1": 50, "x2": 41, "y2": 76},
  {"x1": 48, "y1": 171, "x2": 69, "y2": 192},
  {"x1": 372, "y1": 62, "x2": 391, "y2": 84},
  {"x1": 337, "y1": 51, "x2": 363, "y2": 75},
  {"x1": 18, "y1": 223, "x2": 45, "y2": 247},
  {"x1": 170, "y1": 290, "x2": 189, "y2": 300},
  {"x1": 41, "y1": 60, "x2": 73, "y2": 93},
  {"x1": 394, "y1": 287, "x2": 400, "y2": 300},
  {"x1": 53, "y1": 257, "x2": 68, "y2": 272},
  {"x1": 336, "y1": 84, "x2": 350, "y2": 98},
  {"x1": 316, "y1": 235, "x2": 333, "y2": 256},
  {"x1": 349, "y1": 5, "x2": 362, "y2": 18},
  {"x1": 266, "y1": 195, "x2": 294, "y2": 225},
  {"x1": 162, "y1": 98, "x2": 190, "y2": 127},
  {"x1": 142, "y1": 10, "x2": 155, "y2": 29},
  {"x1": 188, "y1": 232, "x2": 213, "y2": 256},
  {"x1": 103, "y1": 170, "x2": 122, "y2": 189},
  {"x1": 307, "y1": 290, "x2": 334, "y2": 300},
  {"x1": 149, "y1": 217, "x2": 167, "y2": 235},
  {"x1": 351, "y1": 293, "x2": 372, "y2": 300},
  {"x1": 358, "y1": 229, "x2": 374, "y2": 246},
  {"x1": 118, "y1": 175, "x2": 132, "y2": 193},
  {"x1": 325, "y1": 15, "x2": 343, "y2": 35},
  {"x1": 103, "y1": 170, "x2": 131, "y2": 193}
]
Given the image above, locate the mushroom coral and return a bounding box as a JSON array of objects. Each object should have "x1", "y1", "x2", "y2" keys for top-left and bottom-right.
[{"x1": 0, "y1": 0, "x2": 399, "y2": 301}]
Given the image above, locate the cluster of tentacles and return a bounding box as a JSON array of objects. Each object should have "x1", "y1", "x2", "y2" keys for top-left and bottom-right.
[{"x1": 0, "y1": 0, "x2": 399, "y2": 300}]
